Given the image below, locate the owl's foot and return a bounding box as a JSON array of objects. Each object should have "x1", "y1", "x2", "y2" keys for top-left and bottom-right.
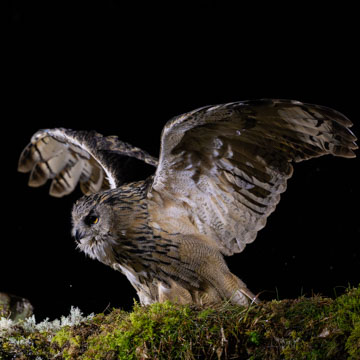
[{"x1": 231, "y1": 287, "x2": 261, "y2": 306}]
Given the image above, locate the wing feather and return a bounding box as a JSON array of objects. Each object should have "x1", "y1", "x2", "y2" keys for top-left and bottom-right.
[
  {"x1": 18, "y1": 128, "x2": 158, "y2": 197},
  {"x1": 149, "y1": 99, "x2": 357, "y2": 255}
]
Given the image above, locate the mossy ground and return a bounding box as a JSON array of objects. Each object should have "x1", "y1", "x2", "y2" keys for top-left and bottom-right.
[{"x1": 1, "y1": 286, "x2": 359, "y2": 359}]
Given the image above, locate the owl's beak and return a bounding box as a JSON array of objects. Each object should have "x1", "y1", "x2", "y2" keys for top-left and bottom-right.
[
  {"x1": 74, "y1": 229, "x2": 82, "y2": 242},
  {"x1": 74, "y1": 228, "x2": 86, "y2": 244}
]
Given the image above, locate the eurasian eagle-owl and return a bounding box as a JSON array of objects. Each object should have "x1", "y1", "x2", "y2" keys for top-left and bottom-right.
[{"x1": 18, "y1": 99, "x2": 357, "y2": 306}]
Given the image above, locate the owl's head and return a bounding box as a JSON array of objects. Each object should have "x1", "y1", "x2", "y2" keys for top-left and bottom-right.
[{"x1": 71, "y1": 193, "x2": 117, "y2": 263}]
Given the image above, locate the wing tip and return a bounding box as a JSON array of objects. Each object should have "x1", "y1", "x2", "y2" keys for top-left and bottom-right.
[
  {"x1": 338, "y1": 149, "x2": 357, "y2": 158},
  {"x1": 18, "y1": 144, "x2": 34, "y2": 173}
]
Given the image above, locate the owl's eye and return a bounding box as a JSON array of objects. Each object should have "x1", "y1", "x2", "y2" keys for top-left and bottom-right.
[{"x1": 84, "y1": 214, "x2": 99, "y2": 226}]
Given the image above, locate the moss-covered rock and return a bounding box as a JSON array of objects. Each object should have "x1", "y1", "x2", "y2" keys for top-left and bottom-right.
[{"x1": 0, "y1": 286, "x2": 359, "y2": 359}]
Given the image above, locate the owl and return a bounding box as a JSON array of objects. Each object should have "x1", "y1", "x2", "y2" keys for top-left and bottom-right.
[{"x1": 18, "y1": 99, "x2": 357, "y2": 306}]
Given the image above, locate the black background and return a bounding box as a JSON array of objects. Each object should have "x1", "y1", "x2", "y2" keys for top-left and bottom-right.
[{"x1": 4, "y1": 2, "x2": 359, "y2": 321}]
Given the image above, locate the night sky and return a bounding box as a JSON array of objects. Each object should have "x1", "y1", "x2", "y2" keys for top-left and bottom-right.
[{"x1": 4, "y1": 2, "x2": 359, "y2": 321}]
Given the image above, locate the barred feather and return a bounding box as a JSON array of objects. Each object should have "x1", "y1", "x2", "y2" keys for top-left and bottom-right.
[
  {"x1": 150, "y1": 99, "x2": 357, "y2": 255},
  {"x1": 18, "y1": 128, "x2": 158, "y2": 197}
]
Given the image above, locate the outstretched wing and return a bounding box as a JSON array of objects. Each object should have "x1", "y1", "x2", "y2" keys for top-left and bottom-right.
[
  {"x1": 18, "y1": 128, "x2": 158, "y2": 197},
  {"x1": 148, "y1": 99, "x2": 357, "y2": 256}
]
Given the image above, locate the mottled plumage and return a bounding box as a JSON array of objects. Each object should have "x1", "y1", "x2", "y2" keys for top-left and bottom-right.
[{"x1": 18, "y1": 99, "x2": 357, "y2": 306}]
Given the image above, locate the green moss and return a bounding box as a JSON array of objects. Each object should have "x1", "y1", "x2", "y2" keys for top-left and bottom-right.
[
  {"x1": 247, "y1": 330, "x2": 261, "y2": 346},
  {"x1": 52, "y1": 327, "x2": 72, "y2": 348},
  {"x1": 0, "y1": 332, "x2": 51, "y2": 359},
  {"x1": 83, "y1": 301, "x2": 209, "y2": 359},
  {"x1": 0, "y1": 286, "x2": 359, "y2": 359},
  {"x1": 346, "y1": 320, "x2": 360, "y2": 359}
]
